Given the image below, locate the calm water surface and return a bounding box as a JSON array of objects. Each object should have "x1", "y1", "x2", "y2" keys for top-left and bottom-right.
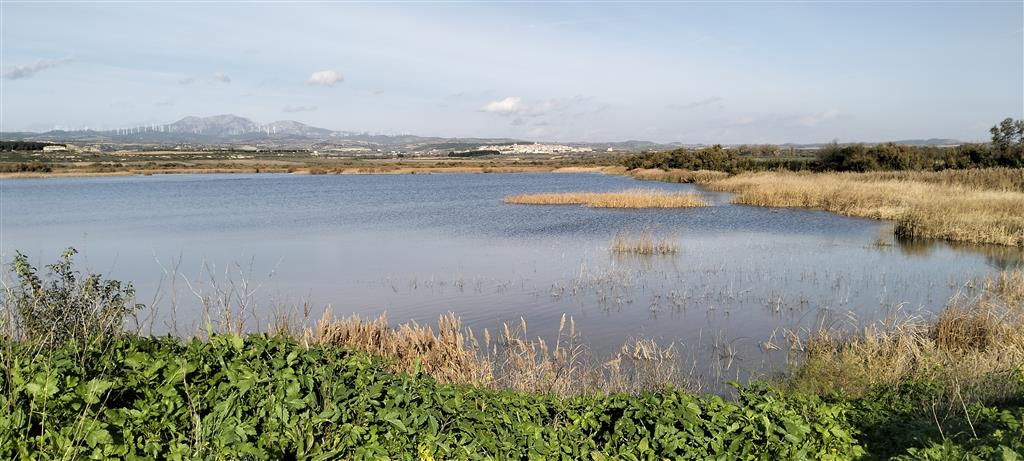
[{"x1": 3, "y1": 173, "x2": 1020, "y2": 382}]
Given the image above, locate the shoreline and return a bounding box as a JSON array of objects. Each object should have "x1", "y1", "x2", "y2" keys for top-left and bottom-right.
[
  {"x1": 0, "y1": 164, "x2": 625, "y2": 180},
  {"x1": 4, "y1": 164, "x2": 1020, "y2": 248}
]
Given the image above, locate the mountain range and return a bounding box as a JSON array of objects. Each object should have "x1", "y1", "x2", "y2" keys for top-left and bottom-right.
[{"x1": 0, "y1": 114, "x2": 965, "y2": 152}]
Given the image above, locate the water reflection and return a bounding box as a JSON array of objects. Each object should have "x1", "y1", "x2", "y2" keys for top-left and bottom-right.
[
  {"x1": 1, "y1": 172, "x2": 1018, "y2": 388},
  {"x1": 891, "y1": 236, "x2": 1024, "y2": 270}
]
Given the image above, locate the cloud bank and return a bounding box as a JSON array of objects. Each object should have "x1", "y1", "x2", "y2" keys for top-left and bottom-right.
[{"x1": 2, "y1": 58, "x2": 72, "y2": 80}]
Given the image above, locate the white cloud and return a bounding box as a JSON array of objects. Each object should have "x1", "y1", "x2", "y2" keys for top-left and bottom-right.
[
  {"x1": 307, "y1": 69, "x2": 343, "y2": 86},
  {"x1": 482, "y1": 95, "x2": 603, "y2": 119},
  {"x1": 282, "y1": 105, "x2": 318, "y2": 113},
  {"x1": 211, "y1": 72, "x2": 231, "y2": 83},
  {"x1": 178, "y1": 76, "x2": 197, "y2": 85},
  {"x1": 482, "y1": 96, "x2": 524, "y2": 115},
  {"x1": 2, "y1": 58, "x2": 71, "y2": 80}
]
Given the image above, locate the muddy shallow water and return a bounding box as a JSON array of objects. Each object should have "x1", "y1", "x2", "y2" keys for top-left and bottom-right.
[{"x1": 3, "y1": 172, "x2": 1020, "y2": 384}]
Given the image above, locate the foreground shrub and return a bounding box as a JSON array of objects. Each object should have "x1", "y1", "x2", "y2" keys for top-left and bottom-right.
[
  {"x1": 0, "y1": 335, "x2": 864, "y2": 460},
  {"x1": 4, "y1": 248, "x2": 141, "y2": 348}
]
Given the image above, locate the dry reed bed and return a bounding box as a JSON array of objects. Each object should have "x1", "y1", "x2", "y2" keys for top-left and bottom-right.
[
  {"x1": 786, "y1": 269, "x2": 1024, "y2": 403},
  {"x1": 504, "y1": 189, "x2": 708, "y2": 208},
  {"x1": 857, "y1": 167, "x2": 1024, "y2": 192},
  {"x1": 303, "y1": 311, "x2": 694, "y2": 396},
  {"x1": 610, "y1": 232, "x2": 678, "y2": 255},
  {"x1": 627, "y1": 168, "x2": 729, "y2": 184},
  {"x1": 705, "y1": 171, "x2": 1024, "y2": 246},
  {"x1": 551, "y1": 166, "x2": 627, "y2": 174}
]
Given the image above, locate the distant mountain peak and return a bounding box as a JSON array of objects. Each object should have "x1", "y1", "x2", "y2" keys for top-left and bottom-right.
[
  {"x1": 167, "y1": 114, "x2": 260, "y2": 136},
  {"x1": 154, "y1": 114, "x2": 326, "y2": 138}
]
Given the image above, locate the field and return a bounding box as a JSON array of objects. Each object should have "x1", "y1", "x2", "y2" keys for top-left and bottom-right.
[{"x1": 0, "y1": 148, "x2": 622, "y2": 179}]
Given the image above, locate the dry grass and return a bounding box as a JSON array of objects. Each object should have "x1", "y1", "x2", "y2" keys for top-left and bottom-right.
[
  {"x1": 786, "y1": 269, "x2": 1024, "y2": 403},
  {"x1": 705, "y1": 171, "x2": 1024, "y2": 246},
  {"x1": 301, "y1": 311, "x2": 696, "y2": 396},
  {"x1": 551, "y1": 166, "x2": 627, "y2": 174},
  {"x1": 857, "y1": 168, "x2": 1024, "y2": 192},
  {"x1": 627, "y1": 168, "x2": 729, "y2": 184},
  {"x1": 610, "y1": 232, "x2": 678, "y2": 255},
  {"x1": 504, "y1": 189, "x2": 708, "y2": 208}
]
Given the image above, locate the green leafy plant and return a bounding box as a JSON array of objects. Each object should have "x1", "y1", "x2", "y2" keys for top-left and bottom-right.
[
  {"x1": 5, "y1": 248, "x2": 142, "y2": 348},
  {"x1": 0, "y1": 335, "x2": 867, "y2": 459}
]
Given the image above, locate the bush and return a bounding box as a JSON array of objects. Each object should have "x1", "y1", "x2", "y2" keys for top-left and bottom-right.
[
  {"x1": 0, "y1": 162, "x2": 53, "y2": 173},
  {"x1": 839, "y1": 383, "x2": 1024, "y2": 460},
  {"x1": 623, "y1": 145, "x2": 742, "y2": 172},
  {"x1": 5, "y1": 248, "x2": 141, "y2": 348}
]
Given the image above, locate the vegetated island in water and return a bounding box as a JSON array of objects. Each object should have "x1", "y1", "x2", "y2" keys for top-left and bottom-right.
[{"x1": 504, "y1": 189, "x2": 708, "y2": 208}]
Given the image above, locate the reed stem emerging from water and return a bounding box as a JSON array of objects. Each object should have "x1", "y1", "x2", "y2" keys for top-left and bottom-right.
[
  {"x1": 504, "y1": 189, "x2": 707, "y2": 208},
  {"x1": 610, "y1": 232, "x2": 678, "y2": 255},
  {"x1": 786, "y1": 269, "x2": 1024, "y2": 403}
]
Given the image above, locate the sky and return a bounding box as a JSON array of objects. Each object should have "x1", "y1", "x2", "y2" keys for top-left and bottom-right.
[{"x1": 1, "y1": 2, "x2": 1022, "y2": 144}]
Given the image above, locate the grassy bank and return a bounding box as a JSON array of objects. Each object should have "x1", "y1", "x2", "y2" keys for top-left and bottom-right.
[
  {"x1": 504, "y1": 189, "x2": 708, "y2": 208},
  {"x1": 786, "y1": 269, "x2": 1024, "y2": 460},
  {"x1": 788, "y1": 270, "x2": 1024, "y2": 403},
  {"x1": 1, "y1": 251, "x2": 1023, "y2": 458},
  {"x1": 702, "y1": 170, "x2": 1024, "y2": 246}
]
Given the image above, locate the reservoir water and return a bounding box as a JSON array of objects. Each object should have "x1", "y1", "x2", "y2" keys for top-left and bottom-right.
[{"x1": 3, "y1": 172, "x2": 1020, "y2": 382}]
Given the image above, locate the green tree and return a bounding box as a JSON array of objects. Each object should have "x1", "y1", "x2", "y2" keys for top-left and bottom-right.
[{"x1": 989, "y1": 117, "x2": 1024, "y2": 149}]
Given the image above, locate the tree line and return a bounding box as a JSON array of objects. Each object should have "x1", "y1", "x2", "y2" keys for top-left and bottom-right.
[
  {"x1": 622, "y1": 118, "x2": 1024, "y2": 172},
  {"x1": 0, "y1": 141, "x2": 65, "y2": 152}
]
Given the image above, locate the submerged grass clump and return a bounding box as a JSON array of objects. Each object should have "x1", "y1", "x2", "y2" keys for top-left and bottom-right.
[
  {"x1": 705, "y1": 170, "x2": 1024, "y2": 246},
  {"x1": 610, "y1": 232, "x2": 678, "y2": 255},
  {"x1": 504, "y1": 188, "x2": 707, "y2": 208}
]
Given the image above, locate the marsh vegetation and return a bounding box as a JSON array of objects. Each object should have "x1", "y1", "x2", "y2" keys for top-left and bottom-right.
[
  {"x1": 1, "y1": 250, "x2": 1021, "y2": 459},
  {"x1": 703, "y1": 169, "x2": 1024, "y2": 246},
  {"x1": 504, "y1": 189, "x2": 708, "y2": 208},
  {"x1": 609, "y1": 232, "x2": 679, "y2": 255},
  {"x1": 1, "y1": 156, "x2": 1022, "y2": 458}
]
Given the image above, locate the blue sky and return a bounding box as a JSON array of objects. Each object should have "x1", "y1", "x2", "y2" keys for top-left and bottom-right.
[{"x1": 2, "y1": 2, "x2": 1021, "y2": 143}]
